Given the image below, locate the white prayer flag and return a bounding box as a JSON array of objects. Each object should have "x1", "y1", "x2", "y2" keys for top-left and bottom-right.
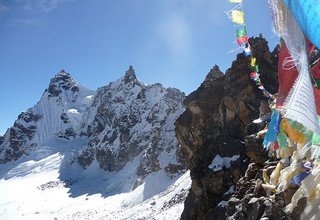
[{"x1": 285, "y1": 66, "x2": 320, "y2": 134}]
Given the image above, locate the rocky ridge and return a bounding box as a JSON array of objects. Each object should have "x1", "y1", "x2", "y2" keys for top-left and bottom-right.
[{"x1": 175, "y1": 36, "x2": 281, "y2": 219}]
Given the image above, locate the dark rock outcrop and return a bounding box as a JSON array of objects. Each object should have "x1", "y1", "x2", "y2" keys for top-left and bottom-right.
[
  {"x1": 225, "y1": 162, "x2": 290, "y2": 220},
  {"x1": 0, "y1": 110, "x2": 42, "y2": 163},
  {"x1": 47, "y1": 70, "x2": 79, "y2": 97},
  {"x1": 175, "y1": 36, "x2": 279, "y2": 219}
]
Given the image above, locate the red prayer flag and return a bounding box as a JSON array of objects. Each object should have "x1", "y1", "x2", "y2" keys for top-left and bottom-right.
[
  {"x1": 276, "y1": 43, "x2": 299, "y2": 108},
  {"x1": 250, "y1": 72, "x2": 256, "y2": 78},
  {"x1": 306, "y1": 37, "x2": 316, "y2": 55},
  {"x1": 312, "y1": 62, "x2": 320, "y2": 79},
  {"x1": 313, "y1": 86, "x2": 320, "y2": 115},
  {"x1": 237, "y1": 35, "x2": 248, "y2": 46}
]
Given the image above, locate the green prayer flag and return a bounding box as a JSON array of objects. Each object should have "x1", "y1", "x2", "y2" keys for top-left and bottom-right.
[
  {"x1": 277, "y1": 132, "x2": 288, "y2": 148},
  {"x1": 252, "y1": 65, "x2": 259, "y2": 73},
  {"x1": 236, "y1": 28, "x2": 247, "y2": 38},
  {"x1": 312, "y1": 116, "x2": 320, "y2": 144},
  {"x1": 312, "y1": 132, "x2": 320, "y2": 144}
]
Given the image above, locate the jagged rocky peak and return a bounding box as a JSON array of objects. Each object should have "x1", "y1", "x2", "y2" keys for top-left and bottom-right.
[
  {"x1": 124, "y1": 65, "x2": 138, "y2": 84},
  {"x1": 77, "y1": 67, "x2": 186, "y2": 181},
  {"x1": 204, "y1": 64, "x2": 223, "y2": 81},
  {"x1": 47, "y1": 69, "x2": 79, "y2": 97},
  {"x1": 176, "y1": 36, "x2": 279, "y2": 219}
]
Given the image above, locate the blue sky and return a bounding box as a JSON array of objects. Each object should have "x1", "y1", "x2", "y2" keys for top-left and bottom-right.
[{"x1": 0, "y1": 0, "x2": 278, "y2": 135}]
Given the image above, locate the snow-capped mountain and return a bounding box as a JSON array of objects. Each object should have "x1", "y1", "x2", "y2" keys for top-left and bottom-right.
[
  {"x1": 0, "y1": 70, "x2": 95, "y2": 164},
  {"x1": 78, "y1": 66, "x2": 186, "y2": 179},
  {"x1": 0, "y1": 67, "x2": 191, "y2": 219}
]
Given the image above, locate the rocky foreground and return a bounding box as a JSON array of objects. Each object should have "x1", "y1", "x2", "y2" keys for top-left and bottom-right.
[{"x1": 174, "y1": 35, "x2": 300, "y2": 219}]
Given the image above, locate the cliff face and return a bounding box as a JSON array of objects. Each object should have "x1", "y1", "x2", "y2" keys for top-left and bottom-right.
[{"x1": 175, "y1": 36, "x2": 279, "y2": 219}]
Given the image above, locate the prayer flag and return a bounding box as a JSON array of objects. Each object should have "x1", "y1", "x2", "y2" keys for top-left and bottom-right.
[
  {"x1": 284, "y1": 60, "x2": 320, "y2": 134},
  {"x1": 237, "y1": 35, "x2": 248, "y2": 46},
  {"x1": 231, "y1": 10, "x2": 245, "y2": 25},
  {"x1": 244, "y1": 49, "x2": 252, "y2": 57},
  {"x1": 284, "y1": 0, "x2": 320, "y2": 48},
  {"x1": 252, "y1": 64, "x2": 259, "y2": 72},
  {"x1": 263, "y1": 110, "x2": 281, "y2": 148},
  {"x1": 236, "y1": 28, "x2": 247, "y2": 38},
  {"x1": 276, "y1": 43, "x2": 299, "y2": 108},
  {"x1": 250, "y1": 72, "x2": 256, "y2": 78},
  {"x1": 250, "y1": 57, "x2": 257, "y2": 67}
]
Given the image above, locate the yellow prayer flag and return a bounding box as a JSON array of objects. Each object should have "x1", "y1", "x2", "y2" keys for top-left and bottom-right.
[
  {"x1": 231, "y1": 10, "x2": 245, "y2": 25},
  {"x1": 281, "y1": 119, "x2": 306, "y2": 144},
  {"x1": 229, "y1": 0, "x2": 242, "y2": 3},
  {"x1": 250, "y1": 57, "x2": 257, "y2": 67}
]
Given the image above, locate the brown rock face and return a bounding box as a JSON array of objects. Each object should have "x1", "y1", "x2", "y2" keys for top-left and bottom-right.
[{"x1": 175, "y1": 36, "x2": 278, "y2": 219}]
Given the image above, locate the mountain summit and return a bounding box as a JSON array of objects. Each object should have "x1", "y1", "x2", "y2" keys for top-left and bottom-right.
[
  {"x1": 0, "y1": 66, "x2": 190, "y2": 219},
  {"x1": 124, "y1": 65, "x2": 137, "y2": 84},
  {"x1": 47, "y1": 70, "x2": 79, "y2": 97}
]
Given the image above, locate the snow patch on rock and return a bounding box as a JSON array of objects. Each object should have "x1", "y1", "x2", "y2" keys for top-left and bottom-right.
[{"x1": 208, "y1": 155, "x2": 240, "y2": 171}]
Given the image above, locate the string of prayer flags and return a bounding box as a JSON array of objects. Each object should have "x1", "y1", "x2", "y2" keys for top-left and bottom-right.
[
  {"x1": 249, "y1": 70, "x2": 274, "y2": 98},
  {"x1": 227, "y1": 1, "x2": 248, "y2": 47},
  {"x1": 226, "y1": 0, "x2": 275, "y2": 100},
  {"x1": 236, "y1": 27, "x2": 248, "y2": 46}
]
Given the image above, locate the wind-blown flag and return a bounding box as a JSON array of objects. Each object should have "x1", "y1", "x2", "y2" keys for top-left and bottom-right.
[
  {"x1": 231, "y1": 10, "x2": 245, "y2": 24},
  {"x1": 284, "y1": 63, "x2": 320, "y2": 134},
  {"x1": 236, "y1": 28, "x2": 247, "y2": 38},
  {"x1": 244, "y1": 46, "x2": 252, "y2": 57},
  {"x1": 252, "y1": 64, "x2": 259, "y2": 73},
  {"x1": 250, "y1": 57, "x2": 257, "y2": 67},
  {"x1": 226, "y1": 0, "x2": 274, "y2": 101},
  {"x1": 263, "y1": 110, "x2": 281, "y2": 148},
  {"x1": 276, "y1": 43, "x2": 299, "y2": 108},
  {"x1": 237, "y1": 35, "x2": 248, "y2": 46},
  {"x1": 284, "y1": 0, "x2": 320, "y2": 48},
  {"x1": 250, "y1": 72, "x2": 256, "y2": 78}
]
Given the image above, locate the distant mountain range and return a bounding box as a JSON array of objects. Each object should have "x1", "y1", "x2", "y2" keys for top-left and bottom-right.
[{"x1": 0, "y1": 66, "x2": 190, "y2": 219}]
